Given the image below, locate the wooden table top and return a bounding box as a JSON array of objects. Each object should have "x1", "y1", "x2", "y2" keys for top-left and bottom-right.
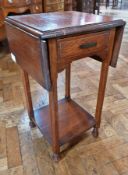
[{"x1": 6, "y1": 11, "x2": 125, "y2": 39}]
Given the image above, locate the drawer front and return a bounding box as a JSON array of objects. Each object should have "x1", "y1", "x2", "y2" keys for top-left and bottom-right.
[
  {"x1": 0, "y1": 0, "x2": 31, "y2": 7},
  {"x1": 57, "y1": 31, "x2": 110, "y2": 63}
]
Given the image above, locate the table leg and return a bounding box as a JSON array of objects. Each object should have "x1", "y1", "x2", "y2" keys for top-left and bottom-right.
[
  {"x1": 92, "y1": 60, "x2": 109, "y2": 137},
  {"x1": 48, "y1": 39, "x2": 60, "y2": 161},
  {"x1": 49, "y1": 80, "x2": 60, "y2": 161},
  {"x1": 93, "y1": 28, "x2": 115, "y2": 137},
  {"x1": 65, "y1": 64, "x2": 71, "y2": 100},
  {"x1": 21, "y1": 69, "x2": 35, "y2": 128}
]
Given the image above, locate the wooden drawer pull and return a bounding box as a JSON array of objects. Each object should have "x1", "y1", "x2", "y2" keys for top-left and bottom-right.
[{"x1": 80, "y1": 42, "x2": 97, "y2": 49}]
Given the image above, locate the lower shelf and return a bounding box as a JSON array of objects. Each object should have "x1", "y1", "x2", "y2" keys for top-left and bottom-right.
[{"x1": 34, "y1": 98, "x2": 96, "y2": 146}]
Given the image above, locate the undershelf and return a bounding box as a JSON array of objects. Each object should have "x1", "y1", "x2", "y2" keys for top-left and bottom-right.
[{"x1": 34, "y1": 98, "x2": 96, "y2": 146}]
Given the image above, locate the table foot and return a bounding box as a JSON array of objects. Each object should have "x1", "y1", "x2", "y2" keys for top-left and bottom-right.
[
  {"x1": 92, "y1": 127, "x2": 99, "y2": 138},
  {"x1": 52, "y1": 153, "x2": 60, "y2": 162},
  {"x1": 29, "y1": 121, "x2": 36, "y2": 128}
]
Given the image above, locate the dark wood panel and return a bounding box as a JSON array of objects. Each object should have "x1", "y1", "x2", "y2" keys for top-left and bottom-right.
[{"x1": 6, "y1": 23, "x2": 51, "y2": 90}]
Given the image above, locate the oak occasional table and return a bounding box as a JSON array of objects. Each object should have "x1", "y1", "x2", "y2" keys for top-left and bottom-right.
[{"x1": 5, "y1": 11, "x2": 125, "y2": 161}]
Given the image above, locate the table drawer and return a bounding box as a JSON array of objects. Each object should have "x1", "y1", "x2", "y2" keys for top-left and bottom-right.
[{"x1": 57, "y1": 31, "x2": 110, "y2": 63}]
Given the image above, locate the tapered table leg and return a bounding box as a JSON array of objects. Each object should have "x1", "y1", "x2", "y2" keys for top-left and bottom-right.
[
  {"x1": 49, "y1": 82, "x2": 60, "y2": 161},
  {"x1": 65, "y1": 64, "x2": 71, "y2": 100},
  {"x1": 48, "y1": 39, "x2": 60, "y2": 161},
  {"x1": 92, "y1": 29, "x2": 115, "y2": 137},
  {"x1": 92, "y1": 60, "x2": 109, "y2": 137},
  {"x1": 21, "y1": 69, "x2": 35, "y2": 127}
]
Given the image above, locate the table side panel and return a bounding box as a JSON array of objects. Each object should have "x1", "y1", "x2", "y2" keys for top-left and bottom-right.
[
  {"x1": 6, "y1": 23, "x2": 51, "y2": 90},
  {"x1": 110, "y1": 25, "x2": 125, "y2": 67}
]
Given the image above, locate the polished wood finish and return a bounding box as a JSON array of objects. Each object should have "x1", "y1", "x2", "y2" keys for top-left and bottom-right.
[
  {"x1": 0, "y1": 0, "x2": 42, "y2": 41},
  {"x1": 5, "y1": 11, "x2": 125, "y2": 160},
  {"x1": 5, "y1": 11, "x2": 124, "y2": 41},
  {"x1": 0, "y1": 7, "x2": 128, "y2": 173}
]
